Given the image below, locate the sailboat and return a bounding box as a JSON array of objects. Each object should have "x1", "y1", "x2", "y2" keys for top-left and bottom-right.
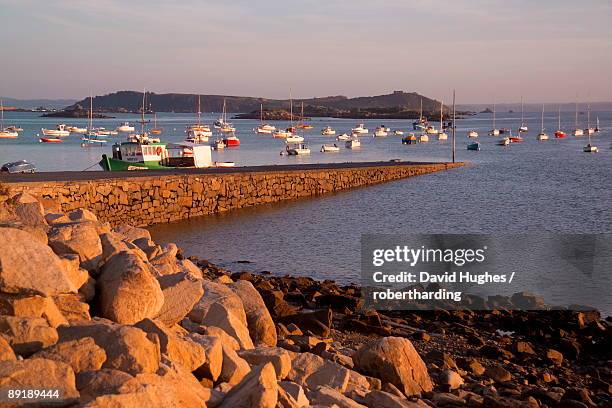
[
  {"x1": 595, "y1": 117, "x2": 600, "y2": 133},
  {"x1": 554, "y1": 106, "x2": 566, "y2": 138},
  {"x1": 584, "y1": 103, "x2": 595, "y2": 135},
  {"x1": 216, "y1": 100, "x2": 235, "y2": 132},
  {"x1": 81, "y1": 95, "x2": 108, "y2": 145},
  {"x1": 583, "y1": 127, "x2": 598, "y2": 152},
  {"x1": 438, "y1": 100, "x2": 448, "y2": 140},
  {"x1": 0, "y1": 99, "x2": 18, "y2": 138},
  {"x1": 573, "y1": 98, "x2": 584, "y2": 136},
  {"x1": 536, "y1": 104, "x2": 549, "y2": 141},
  {"x1": 273, "y1": 90, "x2": 300, "y2": 140},
  {"x1": 256, "y1": 103, "x2": 276, "y2": 134},
  {"x1": 489, "y1": 102, "x2": 500, "y2": 136},
  {"x1": 412, "y1": 98, "x2": 427, "y2": 130},
  {"x1": 150, "y1": 113, "x2": 163, "y2": 135},
  {"x1": 518, "y1": 97, "x2": 528, "y2": 132},
  {"x1": 186, "y1": 95, "x2": 212, "y2": 143},
  {"x1": 127, "y1": 89, "x2": 158, "y2": 144},
  {"x1": 296, "y1": 102, "x2": 313, "y2": 129}
]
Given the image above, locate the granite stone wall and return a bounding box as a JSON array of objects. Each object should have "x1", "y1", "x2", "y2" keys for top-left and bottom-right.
[{"x1": 2, "y1": 163, "x2": 462, "y2": 227}]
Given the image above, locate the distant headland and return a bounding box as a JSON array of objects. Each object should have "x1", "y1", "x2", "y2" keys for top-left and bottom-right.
[{"x1": 52, "y1": 90, "x2": 474, "y2": 119}]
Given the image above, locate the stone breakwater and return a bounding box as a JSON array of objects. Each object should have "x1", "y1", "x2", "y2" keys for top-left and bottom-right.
[
  {"x1": 1, "y1": 162, "x2": 462, "y2": 227},
  {"x1": 0, "y1": 192, "x2": 610, "y2": 407}
]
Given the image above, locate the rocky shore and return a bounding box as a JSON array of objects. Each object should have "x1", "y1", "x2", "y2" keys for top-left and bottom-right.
[{"x1": 0, "y1": 193, "x2": 610, "y2": 407}]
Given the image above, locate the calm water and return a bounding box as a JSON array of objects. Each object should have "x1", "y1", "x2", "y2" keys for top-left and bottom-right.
[{"x1": 3, "y1": 110, "x2": 611, "y2": 313}]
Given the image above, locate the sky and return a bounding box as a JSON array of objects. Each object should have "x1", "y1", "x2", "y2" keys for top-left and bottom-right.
[{"x1": 1, "y1": 0, "x2": 611, "y2": 103}]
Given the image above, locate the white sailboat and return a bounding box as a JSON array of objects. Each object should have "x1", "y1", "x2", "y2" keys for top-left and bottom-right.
[
  {"x1": 573, "y1": 98, "x2": 584, "y2": 136},
  {"x1": 583, "y1": 129, "x2": 598, "y2": 153},
  {"x1": 584, "y1": 103, "x2": 595, "y2": 135},
  {"x1": 467, "y1": 130, "x2": 479, "y2": 138},
  {"x1": 81, "y1": 95, "x2": 108, "y2": 145},
  {"x1": 438, "y1": 100, "x2": 448, "y2": 140},
  {"x1": 186, "y1": 95, "x2": 212, "y2": 143},
  {"x1": 218, "y1": 100, "x2": 235, "y2": 133},
  {"x1": 489, "y1": 102, "x2": 500, "y2": 136},
  {"x1": 0, "y1": 99, "x2": 18, "y2": 138},
  {"x1": 256, "y1": 103, "x2": 276, "y2": 134},
  {"x1": 518, "y1": 96, "x2": 528, "y2": 132},
  {"x1": 536, "y1": 104, "x2": 549, "y2": 141}
]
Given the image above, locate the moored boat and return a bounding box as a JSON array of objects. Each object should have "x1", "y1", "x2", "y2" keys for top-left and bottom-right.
[
  {"x1": 418, "y1": 133, "x2": 429, "y2": 143},
  {"x1": 116, "y1": 122, "x2": 135, "y2": 132},
  {"x1": 214, "y1": 139, "x2": 226, "y2": 150},
  {"x1": 393, "y1": 130, "x2": 404, "y2": 136},
  {"x1": 336, "y1": 133, "x2": 350, "y2": 141},
  {"x1": 41, "y1": 124, "x2": 70, "y2": 137},
  {"x1": 584, "y1": 103, "x2": 594, "y2": 135},
  {"x1": 374, "y1": 127, "x2": 388, "y2": 137},
  {"x1": 519, "y1": 97, "x2": 528, "y2": 132},
  {"x1": 497, "y1": 137, "x2": 510, "y2": 146},
  {"x1": 583, "y1": 123, "x2": 598, "y2": 152},
  {"x1": 536, "y1": 104, "x2": 549, "y2": 141},
  {"x1": 402, "y1": 133, "x2": 418, "y2": 144},
  {"x1": 286, "y1": 142, "x2": 310, "y2": 155},
  {"x1": 467, "y1": 130, "x2": 478, "y2": 138},
  {"x1": 39, "y1": 137, "x2": 62, "y2": 143},
  {"x1": 286, "y1": 134, "x2": 304, "y2": 143},
  {"x1": 489, "y1": 102, "x2": 500, "y2": 136},
  {"x1": 351, "y1": 123, "x2": 368, "y2": 134},
  {"x1": 467, "y1": 142, "x2": 480, "y2": 151},
  {"x1": 222, "y1": 134, "x2": 240, "y2": 147},
  {"x1": 437, "y1": 101, "x2": 447, "y2": 140},
  {"x1": 321, "y1": 126, "x2": 336, "y2": 136},
  {"x1": 345, "y1": 137, "x2": 361, "y2": 149},
  {"x1": 273, "y1": 128, "x2": 293, "y2": 138},
  {"x1": 320, "y1": 144, "x2": 340, "y2": 152},
  {"x1": 100, "y1": 142, "x2": 213, "y2": 171},
  {"x1": 555, "y1": 105, "x2": 566, "y2": 138}
]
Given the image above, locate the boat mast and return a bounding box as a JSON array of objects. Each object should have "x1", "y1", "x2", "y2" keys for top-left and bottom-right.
[
  {"x1": 419, "y1": 98, "x2": 423, "y2": 123},
  {"x1": 520, "y1": 96, "x2": 524, "y2": 126},
  {"x1": 260, "y1": 103, "x2": 263, "y2": 124},
  {"x1": 89, "y1": 93, "x2": 93, "y2": 131},
  {"x1": 558, "y1": 105, "x2": 561, "y2": 130},
  {"x1": 197, "y1": 95, "x2": 201, "y2": 126},
  {"x1": 575, "y1": 96, "x2": 578, "y2": 128},
  {"x1": 452, "y1": 90, "x2": 456, "y2": 163},
  {"x1": 541, "y1": 104, "x2": 544, "y2": 133},
  {"x1": 439, "y1": 100, "x2": 443, "y2": 132},
  {"x1": 587, "y1": 103, "x2": 590, "y2": 129},
  {"x1": 493, "y1": 101, "x2": 496, "y2": 129},
  {"x1": 140, "y1": 88, "x2": 146, "y2": 134},
  {"x1": 289, "y1": 89, "x2": 293, "y2": 128},
  {"x1": 0, "y1": 99, "x2": 4, "y2": 130}
]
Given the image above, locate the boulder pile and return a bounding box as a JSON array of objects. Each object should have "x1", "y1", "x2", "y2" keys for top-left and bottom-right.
[{"x1": 0, "y1": 192, "x2": 609, "y2": 407}]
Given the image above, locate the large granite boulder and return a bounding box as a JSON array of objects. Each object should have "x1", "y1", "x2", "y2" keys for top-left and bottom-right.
[
  {"x1": 97, "y1": 251, "x2": 164, "y2": 325},
  {"x1": 0, "y1": 294, "x2": 68, "y2": 328},
  {"x1": 0, "y1": 315, "x2": 58, "y2": 356},
  {"x1": 156, "y1": 272, "x2": 204, "y2": 326},
  {"x1": 219, "y1": 362, "x2": 278, "y2": 408},
  {"x1": 238, "y1": 346, "x2": 292, "y2": 380},
  {"x1": 353, "y1": 337, "x2": 433, "y2": 397},
  {"x1": 189, "y1": 280, "x2": 248, "y2": 324},
  {"x1": 134, "y1": 318, "x2": 206, "y2": 372},
  {"x1": 287, "y1": 352, "x2": 350, "y2": 392},
  {"x1": 230, "y1": 280, "x2": 277, "y2": 347},
  {"x1": 48, "y1": 222, "x2": 103, "y2": 270},
  {"x1": 58, "y1": 318, "x2": 160, "y2": 375},
  {"x1": 32, "y1": 337, "x2": 106, "y2": 374},
  {"x1": 0, "y1": 358, "x2": 79, "y2": 405},
  {"x1": 0, "y1": 227, "x2": 79, "y2": 296},
  {"x1": 202, "y1": 302, "x2": 254, "y2": 349},
  {"x1": 219, "y1": 343, "x2": 251, "y2": 385}
]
